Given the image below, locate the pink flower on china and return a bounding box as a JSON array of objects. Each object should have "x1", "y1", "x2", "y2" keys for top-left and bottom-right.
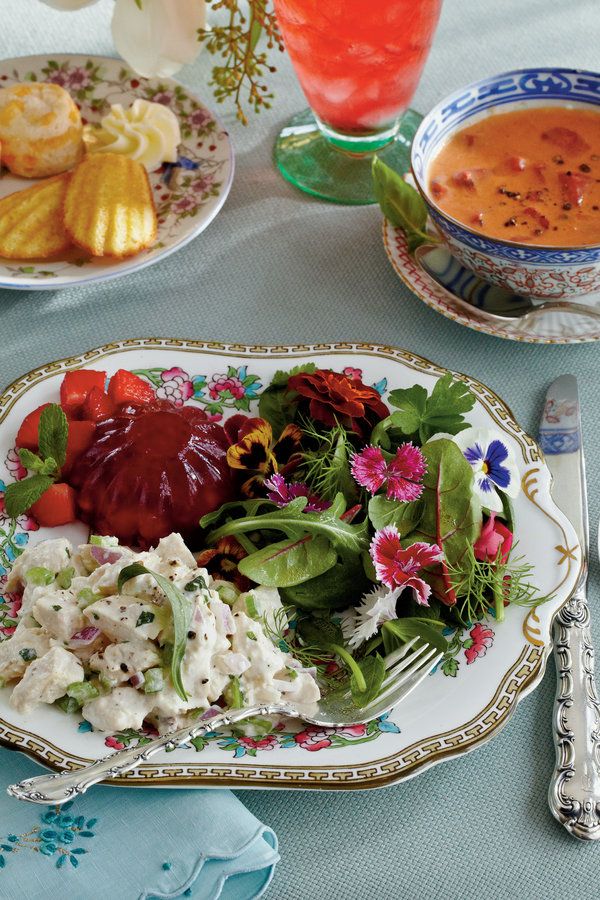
[
  {"x1": 208, "y1": 373, "x2": 245, "y2": 401},
  {"x1": 66, "y1": 67, "x2": 89, "y2": 88},
  {"x1": 105, "y1": 735, "x2": 125, "y2": 750},
  {"x1": 0, "y1": 592, "x2": 21, "y2": 636},
  {"x1": 174, "y1": 196, "x2": 196, "y2": 213},
  {"x1": 465, "y1": 623, "x2": 494, "y2": 665},
  {"x1": 153, "y1": 91, "x2": 173, "y2": 106},
  {"x1": 191, "y1": 174, "x2": 215, "y2": 194},
  {"x1": 264, "y1": 474, "x2": 330, "y2": 512},
  {"x1": 46, "y1": 71, "x2": 67, "y2": 87},
  {"x1": 343, "y1": 366, "x2": 363, "y2": 382},
  {"x1": 190, "y1": 108, "x2": 213, "y2": 129},
  {"x1": 6, "y1": 448, "x2": 27, "y2": 481},
  {"x1": 156, "y1": 367, "x2": 194, "y2": 407},
  {"x1": 351, "y1": 444, "x2": 426, "y2": 502},
  {"x1": 295, "y1": 723, "x2": 367, "y2": 751},
  {"x1": 370, "y1": 525, "x2": 443, "y2": 605},
  {"x1": 238, "y1": 736, "x2": 278, "y2": 751}
]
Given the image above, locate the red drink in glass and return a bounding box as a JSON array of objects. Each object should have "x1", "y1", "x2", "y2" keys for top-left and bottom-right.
[{"x1": 275, "y1": 0, "x2": 442, "y2": 145}]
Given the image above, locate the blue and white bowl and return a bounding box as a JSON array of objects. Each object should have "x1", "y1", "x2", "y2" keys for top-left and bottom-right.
[{"x1": 411, "y1": 68, "x2": 600, "y2": 300}]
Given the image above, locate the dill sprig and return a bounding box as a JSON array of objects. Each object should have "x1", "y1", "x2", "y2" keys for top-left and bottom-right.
[
  {"x1": 261, "y1": 605, "x2": 342, "y2": 689},
  {"x1": 447, "y1": 543, "x2": 553, "y2": 626},
  {"x1": 299, "y1": 419, "x2": 359, "y2": 503},
  {"x1": 198, "y1": 0, "x2": 284, "y2": 125}
]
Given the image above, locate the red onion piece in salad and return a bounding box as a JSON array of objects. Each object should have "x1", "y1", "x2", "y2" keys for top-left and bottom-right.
[
  {"x1": 129, "y1": 671, "x2": 145, "y2": 689},
  {"x1": 200, "y1": 706, "x2": 222, "y2": 721},
  {"x1": 69, "y1": 626, "x2": 101, "y2": 646},
  {"x1": 90, "y1": 545, "x2": 123, "y2": 566}
]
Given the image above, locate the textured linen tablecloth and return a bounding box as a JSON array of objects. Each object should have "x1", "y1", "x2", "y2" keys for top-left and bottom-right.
[{"x1": 2, "y1": 1, "x2": 600, "y2": 898}]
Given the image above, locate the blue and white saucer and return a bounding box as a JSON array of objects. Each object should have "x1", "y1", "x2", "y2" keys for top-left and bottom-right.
[{"x1": 383, "y1": 220, "x2": 600, "y2": 344}]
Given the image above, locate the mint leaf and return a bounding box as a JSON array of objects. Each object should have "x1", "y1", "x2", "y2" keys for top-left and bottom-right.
[
  {"x1": 118, "y1": 563, "x2": 194, "y2": 702},
  {"x1": 4, "y1": 474, "x2": 54, "y2": 517},
  {"x1": 38, "y1": 404, "x2": 68, "y2": 470},
  {"x1": 18, "y1": 448, "x2": 44, "y2": 471},
  {"x1": 39, "y1": 457, "x2": 59, "y2": 477},
  {"x1": 372, "y1": 156, "x2": 434, "y2": 252}
]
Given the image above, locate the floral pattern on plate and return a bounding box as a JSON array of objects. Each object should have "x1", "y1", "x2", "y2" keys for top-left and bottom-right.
[{"x1": 0, "y1": 55, "x2": 233, "y2": 290}]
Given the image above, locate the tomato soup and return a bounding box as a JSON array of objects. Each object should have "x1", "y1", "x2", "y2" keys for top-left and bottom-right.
[{"x1": 427, "y1": 107, "x2": 600, "y2": 246}]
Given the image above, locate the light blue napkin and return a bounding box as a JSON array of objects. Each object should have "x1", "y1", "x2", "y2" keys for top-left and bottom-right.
[{"x1": 0, "y1": 746, "x2": 278, "y2": 900}]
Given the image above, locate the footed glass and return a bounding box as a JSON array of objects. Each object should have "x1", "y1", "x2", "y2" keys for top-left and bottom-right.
[{"x1": 273, "y1": 0, "x2": 442, "y2": 205}]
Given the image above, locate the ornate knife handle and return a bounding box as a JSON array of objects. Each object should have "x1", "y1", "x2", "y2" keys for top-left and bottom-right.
[
  {"x1": 6, "y1": 705, "x2": 268, "y2": 806},
  {"x1": 549, "y1": 592, "x2": 600, "y2": 840}
]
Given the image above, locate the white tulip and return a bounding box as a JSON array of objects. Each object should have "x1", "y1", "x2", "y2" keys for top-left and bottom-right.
[
  {"x1": 111, "y1": 0, "x2": 206, "y2": 79},
  {"x1": 38, "y1": 0, "x2": 100, "y2": 9}
]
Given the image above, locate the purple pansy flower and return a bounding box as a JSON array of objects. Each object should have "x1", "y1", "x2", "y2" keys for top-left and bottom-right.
[{"x1": 451, "y1": 428, "x2": 520, "y2": 512}]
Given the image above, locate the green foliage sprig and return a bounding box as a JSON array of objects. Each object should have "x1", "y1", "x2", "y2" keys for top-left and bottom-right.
[{"x1": 199, "y1": 0, "x2": 284, "y2": 124}]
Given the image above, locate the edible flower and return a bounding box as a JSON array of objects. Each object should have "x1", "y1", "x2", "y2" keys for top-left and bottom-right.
[
  {"x1": 226, "y1": 417, "x2": 302, "y2": 497},
  {"x1": 435, "y1": 427, "x2": 519, "y2": 512},
  {"x1": 473, "y1": 512, "x2": 513, "y2": 564},
  {"x1": 351, "y1": 443, "x2": 426, "y2": 502},
  {"x1": 340, "y1": 584, "x2": 404, "y2": 648},
  {"x1": 287, "y1": 369, "x2": 389, "y2": 439},
  {"x1": 195, "y1": 536, "x2": 250, "y2": 592},
  {"x1": 370, "y1": 525, "x2": 443, "y2": 605},
  {"x1": 264, "y1": 474, "x2": 330, "y2": 512}
]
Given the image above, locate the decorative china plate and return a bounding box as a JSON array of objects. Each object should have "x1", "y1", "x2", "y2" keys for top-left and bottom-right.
[
  {"x1": 383, "y1": 220, "x2": 600, "y2": 344},
  {"x1": 0, "y1": 56, "x2": 233, "y2": 290},
  {"x1": 0, "y1": 340, "x2": 581, "y2": 789}
]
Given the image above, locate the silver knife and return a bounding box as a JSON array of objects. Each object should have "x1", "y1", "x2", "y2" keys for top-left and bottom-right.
[{"x1": 539, "y1": 375, "x2": 600, "y2": 840}]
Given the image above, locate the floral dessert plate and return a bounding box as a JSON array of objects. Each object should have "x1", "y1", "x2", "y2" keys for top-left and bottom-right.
[
  {"x1": 0, "y1": 55, "x2": 233, "y2": 290},
  {"x1": 0, "y1": 339, "x2": 581, "y2": 790},
  {"x1": 383, "y1": 220, "x2": 600, "y2": 344}
]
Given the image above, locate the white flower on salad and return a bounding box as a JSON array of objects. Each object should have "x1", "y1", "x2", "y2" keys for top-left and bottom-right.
[{"x1": 341, "y1": 584, "x2": 404, "y2": 649}]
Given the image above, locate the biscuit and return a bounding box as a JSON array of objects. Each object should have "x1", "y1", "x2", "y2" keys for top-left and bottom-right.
[
  {"x1": 0, "y1": 82, "x2": 84, "y2": 178},
  {"x1": 63, "y1": 152, "x2": 157, "y2": 258},
  {"x1": 0, "y1": 174, "x2": 71, "y2": 259}
]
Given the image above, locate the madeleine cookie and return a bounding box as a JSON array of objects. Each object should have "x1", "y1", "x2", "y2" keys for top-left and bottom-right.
[
  {"x1": 63, "y1": 153, "x2": 157, "y2": 258},
  {"x1": 0, "y1": 174, "x2": 71, "y2": 259},
  {"x1": 0, "y1": 82, "x2": 84, "y2": 178}
]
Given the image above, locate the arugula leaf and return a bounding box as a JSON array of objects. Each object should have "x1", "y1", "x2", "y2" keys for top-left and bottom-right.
[
  {"x1": 374, "y1": 374, "x2": 476, "y2": 445},
  {"x1": 4, "y1": 474, "x2": 54, "y2": 517},
  {"x1": 367, "y1": 495, "x2": 423, "y2": 536},
  {"x1": 404, "y1": 438, "x2": 481, "y2": 606},
  {"x1": 118, "y1": 563, "x2": 194, "y2": 702},
  {"x1": 372, "y1": 156, "x2": 434, "y2": 252},
  {"x1": 350, "y1": 654, "x2": 386, "y2": 707},
  {"x1": 238, "y1": 534, "x2": 337, "y2": 587},
  {"x1": 200, "y1": 498, "x2": 277, "y2": 531},
  {"x1": 207, "y1": 494, "x2": 369, "y2": 556},
  {"x1": 381, "y1": 618, "x2": 448, "y2": 656},
  {"x1": 38, "y1": 404, "x2": 69, "y2": 470}
]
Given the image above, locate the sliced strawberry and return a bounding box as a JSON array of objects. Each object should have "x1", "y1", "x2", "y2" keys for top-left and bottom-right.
[
  {"x1": 15, "y1": 403, "x2": 51, "y2": 451},
  {"x1": 30, "y1": 483, "x2": 77, "y2": 527},
  {"x1": 64, "y1": 420, "x2": 96, "y2": 473},
  {"x1": 60, "y1": 370, "x2": 107, "y2": 419},
  {"x1": 559, "y1": 171, "x2": 593, "y2": 207},
  {"x1": 107, "y1": 370, "x2": 155, "y2": 407},
  {"x1": 83, "y1": 387, "x2": 115, "y2": 422},
  {"x1": 542, "y1": 127, "x2": 590, "y2": 155}
]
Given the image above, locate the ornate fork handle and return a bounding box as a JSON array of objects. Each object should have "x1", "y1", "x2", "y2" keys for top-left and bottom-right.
[
  {"x1": 549, "y1": 593, "x2": 600, "y2": 840},
  {"x1": 7, "y1": 704, "x2": 271, "y2": 805}
]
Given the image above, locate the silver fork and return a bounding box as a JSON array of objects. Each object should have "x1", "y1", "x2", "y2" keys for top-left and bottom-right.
[{"x1": 7, "y1": 638, "x2": 442, "y2": 805}]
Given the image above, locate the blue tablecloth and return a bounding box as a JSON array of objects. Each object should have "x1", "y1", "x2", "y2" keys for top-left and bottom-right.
[{"x1": 2, "y1": 1, "x2": 600, "y2": 898}]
